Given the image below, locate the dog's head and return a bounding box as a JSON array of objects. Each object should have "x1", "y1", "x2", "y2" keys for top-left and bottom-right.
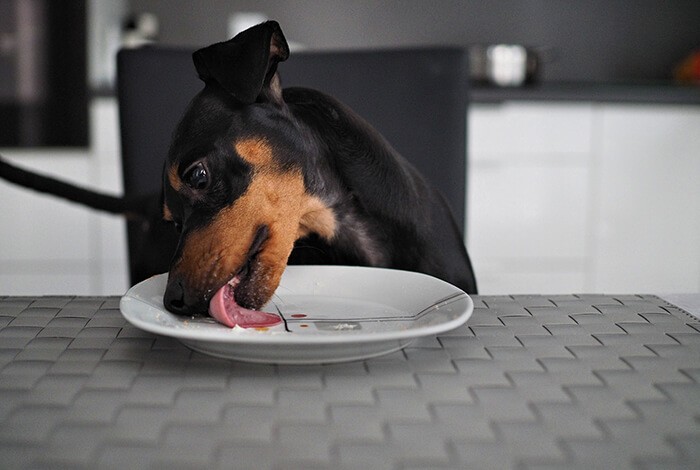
[{"x1": 162, "y1": 21, "x2": 336, "y2": 316}]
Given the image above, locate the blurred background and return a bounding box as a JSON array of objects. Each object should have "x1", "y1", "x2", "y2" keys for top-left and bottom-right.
[{"x1": 1, "y1": 0, "x2": 699, "y2": 295}]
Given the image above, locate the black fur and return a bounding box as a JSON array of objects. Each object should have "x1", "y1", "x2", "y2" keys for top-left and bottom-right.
[
  {"x1": 162, "y1": 21, "x2": 476, "y2": 315},
  {"x1": 0, "y1": 156, "x2": 136, "y2": 215},
  {"x1": 285, "y1": 87, "x2": 476, "y2": 291}
]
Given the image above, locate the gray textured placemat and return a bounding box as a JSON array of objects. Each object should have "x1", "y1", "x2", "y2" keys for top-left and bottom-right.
[{"x1": 0, "y1": 294, "x2": 698, "y2": 469}]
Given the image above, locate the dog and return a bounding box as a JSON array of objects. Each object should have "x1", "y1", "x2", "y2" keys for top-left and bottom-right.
[
  {"x1": 0, "y1": 20, "x2": 476, "y2": 320},
  {"x1": 160, "y1": 21, "x2": 476, "y2": 317}
]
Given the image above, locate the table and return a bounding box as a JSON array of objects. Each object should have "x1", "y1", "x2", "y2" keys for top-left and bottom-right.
[{"x1": 0, "y1": 293, "x2": 698, "y2": 469}]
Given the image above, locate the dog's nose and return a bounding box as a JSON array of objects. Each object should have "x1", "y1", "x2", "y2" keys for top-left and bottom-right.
[
  {"x1": 163, "y1": 278, "x2": 189, "y2": 315},
  {"x1": 164, "y1": 277, "x2": 210, "y2": 317}
]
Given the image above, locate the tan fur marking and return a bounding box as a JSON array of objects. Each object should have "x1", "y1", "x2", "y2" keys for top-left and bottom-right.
[
  {"x1": 171, "y1": 142, "x2": 338, "y2": 308},
  {"x1": 172, "y1": 169, "x2": 307, "y2": 307},
  {"x1": 168, "y1": 166, "x2": 182, "y2": 192},
  {"x1": 163, "y1": 203, "x2": 173, "y2": 222},
  {"x1": 298, "y1": 196, "x2": 337, "y2": 241},
  {"x1": 235, "y1": 138, "x2": 274, "y2": 166}
]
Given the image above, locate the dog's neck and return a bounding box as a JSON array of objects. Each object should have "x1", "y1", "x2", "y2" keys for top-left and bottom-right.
[{"x1": 285, "y1": 91, "x2": 393, "y2": 268}]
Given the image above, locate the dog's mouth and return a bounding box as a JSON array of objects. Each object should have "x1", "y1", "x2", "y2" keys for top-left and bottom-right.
[{"x1": 207, "y1": 225, "x2": 282, "y2": 328}]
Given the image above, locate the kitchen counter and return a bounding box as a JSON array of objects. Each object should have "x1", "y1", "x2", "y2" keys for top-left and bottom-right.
[
  {"x1": 471, "y1": 81, "x2": 700, "y2": 105},
  {"x1": 93, "y1": 81, "x2": 700, "y2": 106}
]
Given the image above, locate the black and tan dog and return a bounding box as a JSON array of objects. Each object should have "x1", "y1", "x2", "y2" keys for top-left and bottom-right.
[
  {"x1": 0, "y1": 20, "x2": 476, "y2": 319},
  {"x1": 161, "y1": 21, "x2": 476, "y2": 316}
]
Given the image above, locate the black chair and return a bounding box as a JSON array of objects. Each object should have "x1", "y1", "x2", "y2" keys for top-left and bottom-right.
[{"x1": 117, "y1": 46, "x2": 470, "y2": 285}]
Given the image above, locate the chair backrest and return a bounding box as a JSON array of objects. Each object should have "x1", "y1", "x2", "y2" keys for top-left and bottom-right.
[
  {"x1": 117, "y1": 48, "x2": 201, "y2": 284},
  {"x1": 117, "y1": 46, "x2": 469, "y2": 284}
]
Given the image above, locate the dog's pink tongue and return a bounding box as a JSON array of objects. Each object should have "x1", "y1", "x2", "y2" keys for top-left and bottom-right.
[{"x1": 208, "y1": 278, "x2": 282, "y2": 328}]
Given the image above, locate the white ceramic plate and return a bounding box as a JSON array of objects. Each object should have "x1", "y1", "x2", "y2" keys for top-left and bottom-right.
[{"x1": 120, "y1": 266, "x2": 473, "y2": 364}]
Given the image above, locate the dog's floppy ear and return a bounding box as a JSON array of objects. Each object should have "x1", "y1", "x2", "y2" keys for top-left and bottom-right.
[{"x1": 192, "y1": 20, "x2": 289, "y2": 104}]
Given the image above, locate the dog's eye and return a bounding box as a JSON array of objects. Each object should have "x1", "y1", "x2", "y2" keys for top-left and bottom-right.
[{"x1": 183, "y1": 162, "x2": 209, "y2": 190}]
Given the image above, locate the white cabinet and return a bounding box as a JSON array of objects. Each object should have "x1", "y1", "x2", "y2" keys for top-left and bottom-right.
[
  {"x1": 0, "y1": 98, "x2": 129, "y2": 295},
  {"x1": 467, "y1": 101, "x2": 700, "y2": 294},
  {"x1": 592, "y1": 105, "x2": 700, "y2": 293},
  {"x1": 2, "y1": 98, "x2": 698, "y2": 296},
  {"x1": 467, "y1": 103, "x2": 594, "y2": 294}
]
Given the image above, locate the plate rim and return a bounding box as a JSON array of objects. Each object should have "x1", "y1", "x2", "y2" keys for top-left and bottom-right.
[{"x1": 119, "y1": 266, "x2": 473, "y2": 345}]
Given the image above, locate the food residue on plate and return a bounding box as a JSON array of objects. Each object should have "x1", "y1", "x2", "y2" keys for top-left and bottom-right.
[{"x1": 332, "y1": 323, "x2": 358, "y2": 330}]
